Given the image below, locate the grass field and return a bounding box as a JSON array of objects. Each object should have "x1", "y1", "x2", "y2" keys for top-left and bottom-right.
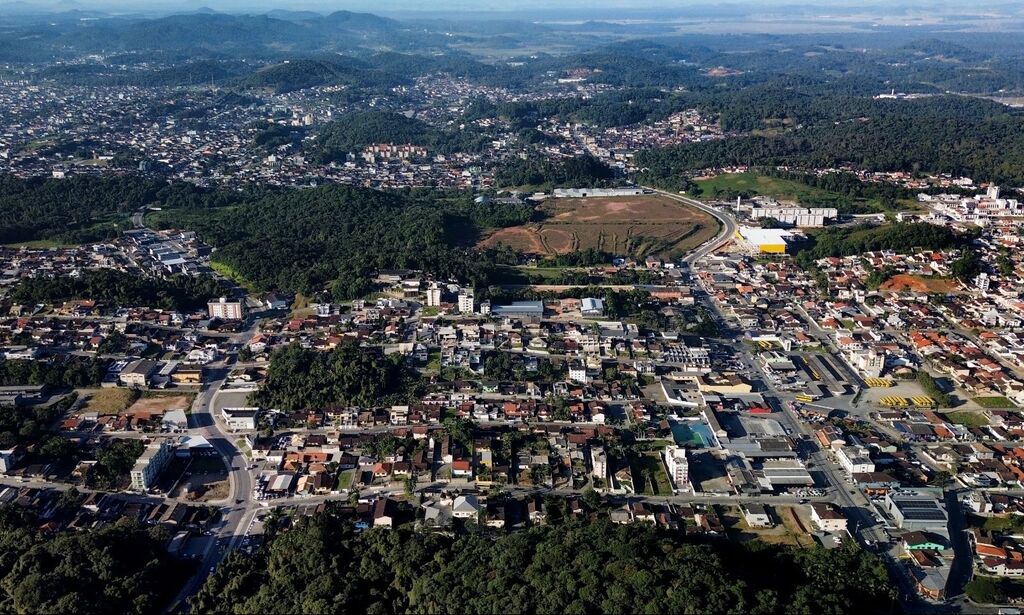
[
  {"x1": 629, "y1": 452, "x2": 673, "y2": 495},
  {"x1": 82, "y1": 388, "x2": 139, "y2": 415},
  {"x1": 721, "y1": 505, "x2": 813, "y2": 547},
  {"x1": 2, "y1": 239, "x2": 74, "y2": 249},
  {"x1": 479, "y1": 195, "x2": 719, "y2": 258},
  {"x1": 943, "y1": 411, "x2": 989, "y2": 428},
  {"x1": 235, "y1": 438, "x2": 252, "y2": 460},
  {"x1": 210, "y1": 260, "x2": 258, "y2": 292},
  {"x1": 974, "y1": 396, "x2": 1017, "y2": 409},
  {"x1": 695, "y1": 172, "x2": 915, "y2": 212}
]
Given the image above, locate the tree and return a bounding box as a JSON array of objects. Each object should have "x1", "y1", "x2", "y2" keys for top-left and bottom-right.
[
  {"x1": 193, "y1": 509, "x2": 896, "y2": 615},
  {"x1": 250, "y1": 342, "x2": 416, "y2": 411},
  {"x1": 951, "y1": 248, "x2": 982, "y2": 282},
  {"x1": 56, "y1": 488, "x2": 82, "y2": 513},
  {"x1": 0, "y1": 508, "x2": 186, "y2": 613},
  {"x1": 442, "y1": 417, "x2": 475, "y2": 448}
]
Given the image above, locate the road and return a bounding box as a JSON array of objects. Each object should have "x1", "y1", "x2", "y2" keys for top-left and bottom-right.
[
  {"x1": 643, "y1": 187, "x2": 737, "y2": 264},
  {"x1": 167, "y1": 319, "x2": 261, "y2": 612},
  {"x1": 643, "y1": 189, "x2": 949, "y2": 602},
  {"x1": 117, "y1": 188, "x2": 959, "y2": 609},
  {"x1": 265, "y1": 482, "x2": 836, "y2": 508}
]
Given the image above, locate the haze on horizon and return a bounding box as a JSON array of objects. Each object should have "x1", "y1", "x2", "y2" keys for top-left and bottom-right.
[{"x1": 0, "y1": 0, "x2": 1015, "y2": 16}]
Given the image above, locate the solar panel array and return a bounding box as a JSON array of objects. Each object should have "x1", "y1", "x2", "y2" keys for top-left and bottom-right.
[{"x1": 893, "y1": 497, "x2": 947, "y2": 521}]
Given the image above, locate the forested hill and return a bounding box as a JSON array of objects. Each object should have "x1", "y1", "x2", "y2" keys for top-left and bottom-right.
[
  {"x1": 0, "y1": 505, "x2": 189, "y2": 614},
  {"x1": 191, "y1": 510, "x2": 896, "y2": 614},
  {"x1": 242, "y1": 57, "x2": 407, "y2": 94},
  {"x1": 0, "y1": 175, "x2": 532, "y2": 300},
  {"x1": 152, "y1": 185, "x2": 535, "y2": 299},
  {"x1": 636, "y1": 94, "x2": 1024, "y2": 187},
  {"x1": 0, "y1": 174, "x2": 247, "y2": 245}
]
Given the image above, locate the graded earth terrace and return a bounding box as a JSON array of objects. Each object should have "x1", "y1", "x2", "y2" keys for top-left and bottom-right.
[{"x1": 479, "y1": 194, "x2": 720, "y2": 258}]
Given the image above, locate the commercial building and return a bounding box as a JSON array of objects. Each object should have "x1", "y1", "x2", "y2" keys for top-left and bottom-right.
[
  {"x1": 130, "y1": 439, "x2": 173, "y2": 492},
  {"x1": 735, "y1": 227, "x2": 799, "y2": 254},
  {"x1": 170, "y1": 363, "x2": 206, "y2": 385},
  {"x1": 490, "y1": 301, "x2": 544, "y2": 321},
  {"x1": 581, "y1": 297, "x2": 605, "y2": 317},
  {"x1": 553, "y1": 187, "x2": 645, "y2": 198},
  {"x1": 119, "y1": 359, "x2": 158, "y2": 388},
  {"x1": 853, "y1": 348, "x2": 886, "y2": 378},
  {"x1": 742, "y1": 503, "x2": 773, "y2": 528},
  {"x1": 757, "y1": 458, "x2": 814, "y2": 490},
  {"x1": 885, "y1": 492, "x2": 948, "y2": 530},
  {"x1": 0, "y1": 384, "x2": 46, "y2": 406},
  {"x1": 221, "y1": 407, "x2": 259, "y2": 431},
  {"x1": 208, "y1": 297, "x2": 246, "y2": 321},
  {"x1": 836, "y1": 445, "x2": 876, "y2": 476},
  {"x1": 748, "y1": 206, "x2": 837, "y2": 228},
  {"x1": 0, "y1": 446, "x2": 23, "y2": 474}
]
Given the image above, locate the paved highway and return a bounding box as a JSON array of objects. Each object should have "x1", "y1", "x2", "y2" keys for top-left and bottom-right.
[
  {"x1": 168, "y1": 320, "x2": 261, "y2": 612},
  {"x1": 643, "y1": 187, "x2": 737, "y2": 264}
]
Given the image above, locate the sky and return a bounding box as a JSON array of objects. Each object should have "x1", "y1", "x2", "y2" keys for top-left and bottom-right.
[{"x1": 0, "y1": 0, "x2": 1001, "y2": 13}]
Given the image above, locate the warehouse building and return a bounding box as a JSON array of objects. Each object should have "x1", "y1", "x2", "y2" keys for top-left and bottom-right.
[
  {"x1": 885, "y1": 491, "x2": 948, "y2": 530},
  {"x1": 490, "y1": 301, "x2": 544, "y2": 322},
  {"x1": 553, "y1": 187, "x2": 645, "y2": 198},
  {"x1": 735, "y1": 227, "x2": 802, "y2": 254},
  {"x1": 749, "y1": 206, "x2": 838, "y2": 227}
]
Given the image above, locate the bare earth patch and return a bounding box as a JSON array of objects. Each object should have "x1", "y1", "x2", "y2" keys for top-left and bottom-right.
[
  {"x1": 126, "y1": 395, "x2": 191, "y2": 416},
  {"x1": 880, "y1": 274, "x2": 959, "y2": 294},
  {"x1": 479, "y1": 195, "x2": 718, "y2": 258},
  {"x1": 176, "y1": 474, "x2": 230, "y2": 502}
]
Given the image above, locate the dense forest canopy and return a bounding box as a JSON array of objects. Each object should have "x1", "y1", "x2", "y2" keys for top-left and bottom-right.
[
  {"x1": 153, "y1": 185, "x2": 534, "y2": 298},
  {"x1": 10, "y1": 269, "x2": 225, "y2": 312},
  {"x1": 0, "y1": 357, "x2": 108, "y2": 390},
  {"x1": 312, "y1": 111, "x2": 493, "y2": 163},
  {"x1": 0, "y1": 393, "x2": 79, "y2": 450},
  {"x1": 0, "y1": 175, "x2": 163, "y2": 245},
  {"x1": 0, "y1": 175, "x2": 249, "y2": 245},
  {"x1": 0, "y1": 506, "x2": 188, "y2": 614},
  {"x1": 191, "y1": 510, "x2": 896, "y2": 615},
  {"x1": 495, "y1": 155, "x2": 617, "y2": 189},
  {"x1": 250, "y1": 342, "x2": 419, "y2": 411},
  {"x1": 797, "y1": 223, "x2": 971, "y2": 260},
  {"x1": 636, "y1": 95, "x2": 1024, "y2": 186}
]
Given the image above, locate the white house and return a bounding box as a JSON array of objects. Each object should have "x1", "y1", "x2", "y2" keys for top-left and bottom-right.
[{"x1": 810, "y1": 502, "x2": 848, "y2": 533}]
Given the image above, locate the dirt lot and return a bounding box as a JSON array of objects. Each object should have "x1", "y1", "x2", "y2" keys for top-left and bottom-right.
[
  {"x1": 479, "y1": 195, "x2": 719, "y2": 258},
  {"x1": 126, "y1": 395, "x2": 191, "y2": 416},
  {"x1": 169, "y1": 457, "x2": 229, "y2": 502},
  {"x1": 880, "y1": 274, "x2": 959, "y2": 294},
  {"x1": 721, "y1": 504, "x2": 814, "y2": 547}
]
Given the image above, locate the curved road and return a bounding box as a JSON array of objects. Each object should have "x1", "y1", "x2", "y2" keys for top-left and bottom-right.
[{"x1": 642, "y1": 187, "x2": 737, "y2": 264}]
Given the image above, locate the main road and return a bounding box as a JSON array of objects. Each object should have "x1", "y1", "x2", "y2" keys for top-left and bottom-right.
[
  {"x1": 648, "y1": 187, "x2": 977, "y2": 610},
  {"x1": 168, "y1": 319, "x2": 261, "y2": 612},
  {"x1": 642, "y1": 186, "x2": 737, "y2": 264}
]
